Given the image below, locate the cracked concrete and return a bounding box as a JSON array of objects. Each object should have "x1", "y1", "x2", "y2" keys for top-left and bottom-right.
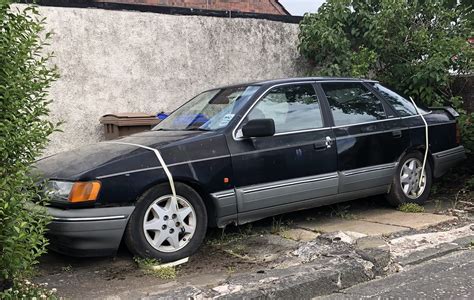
[{"x1": 321, "y1": 250, "x2": 474, "y2": 299}]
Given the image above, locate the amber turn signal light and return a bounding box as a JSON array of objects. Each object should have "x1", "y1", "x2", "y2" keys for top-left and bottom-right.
[{"x1": 69, "y1": 181, "x2": 101, "y2": 203}]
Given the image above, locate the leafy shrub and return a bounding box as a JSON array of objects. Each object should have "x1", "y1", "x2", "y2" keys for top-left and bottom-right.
[
  {"x1": 459, "y1": 112, "x2": 474, "y2": 153},
  {"x1": 298, "y1": 0, "x2": 474, "y2": 152},
  {"x1": 0, "y1": 280, "x2": 58, "y2": 300},
  {"x1": 0, "y1": 0, "x2": 59, "y2": 290}
]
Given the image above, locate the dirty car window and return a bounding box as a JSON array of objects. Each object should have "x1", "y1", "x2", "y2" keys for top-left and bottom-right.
[{"x1": 154, "y1": 85, "x2": 260, "y2": 131}]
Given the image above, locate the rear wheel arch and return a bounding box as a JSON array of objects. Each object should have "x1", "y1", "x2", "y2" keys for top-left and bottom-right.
[
  {"x1": 387, "y1": 151, "x2": 433, "y2": 206},
  {"x1": 397, "y1": 146, "x2": 435, "y2": 177}
]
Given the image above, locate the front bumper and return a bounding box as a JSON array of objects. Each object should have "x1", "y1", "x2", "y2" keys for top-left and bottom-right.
[
  {"x1": 47, "y1": 206, "x2": 135, "y2": 257},
  {"x1": 432, "y1": 145, "x2": 466, "y2": 178}
]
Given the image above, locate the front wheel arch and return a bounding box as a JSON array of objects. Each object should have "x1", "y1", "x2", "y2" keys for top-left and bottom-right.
[
  {"x1": 124, "y1": 181, "x2": 208, "y2": 262},
  {"x1": 134, "y1": 177, "x2": 217, "y2": 228}
]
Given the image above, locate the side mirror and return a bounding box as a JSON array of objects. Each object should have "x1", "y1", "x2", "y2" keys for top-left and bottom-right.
[{"x1": 241, "y1": 119, "x2": 275, "y2": 138}]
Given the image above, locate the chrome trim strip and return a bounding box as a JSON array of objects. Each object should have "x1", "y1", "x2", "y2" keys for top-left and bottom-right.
[
  {"x1": 242, "y1": 173, "x2": 338, "y2": 194},
  {"x1": 273, "y1": 127, "x2": 329, "y2": 136},
  {"x1": 336, "y1": 128, "x2": 402, "y2": 139},
  {"x1": 334, "y1": 121, "x2": 455, "y2": 139},
  {"x1": 212, "y1": 190, "x2": 236, "y2": 198},
  {"x1": 409, "y1": 121, "x2": 456, "y2": 129},
  {"x1": 215, "y1": 192, "x2": 235, "y2": 198},
  {"x1": 331, "y1": 117, "x2": 399, "y2": 129},
  {"x1": 97, "y1": 166, "x2": 161, "y2": 179},
  {"x1": 342, "y1": 163, "x2": 397, "y2": 177},
  {"x1": 97, "y1": 154, "x2": 231, "y2": 179},
  {"x1": 231, "y1": 142, "x2": 320, "y2": 157},
  {"x1": 52, "y1": 215, "x2": 127, "y2": 222},
  {"x1": 400, "y1": 112, "x2": 432, "y2": 119},
  {"x1": 316, "y1": 80, "x2": 378, "y2": 83}
]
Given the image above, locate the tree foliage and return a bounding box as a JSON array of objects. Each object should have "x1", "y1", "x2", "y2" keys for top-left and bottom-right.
[
  {"x1": 299, "y1": 0, "x2": 474, "y2": 150},
  {"x1": 0, "y1": 0, "x2": 58, "y2": 290}
]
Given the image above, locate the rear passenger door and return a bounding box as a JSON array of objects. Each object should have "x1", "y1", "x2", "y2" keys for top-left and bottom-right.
[
  {"x1": 228, "y1": 83, "x2": 338, "y2": 217},
  {"x1": 318, "y1": 81, "x2": 409, "y2": 194}
]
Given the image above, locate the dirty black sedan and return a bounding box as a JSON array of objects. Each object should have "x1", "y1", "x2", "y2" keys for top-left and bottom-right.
[{"x1": 36, "y1": 77, "x2": 466, "y2": 262}]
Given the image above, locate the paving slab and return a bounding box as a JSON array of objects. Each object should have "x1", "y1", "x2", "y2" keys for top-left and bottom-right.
[
  {"x1": 280, "y1": 228, "x2": 320, "y2": 242},
  {"x1": 295, "y1": 218, "x2": 409, "y2": 236},
  {"x1": 354, "y1": 209, "x2": 457, "y2": 230}
]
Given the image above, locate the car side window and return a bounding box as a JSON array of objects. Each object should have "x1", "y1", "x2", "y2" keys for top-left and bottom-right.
[
  {"x1": 321, "y1": 82, "x2": 386, "y2": 126},
  {"x1": 247, "y1": 84, "x2": 323, "y2": 133},
  {"x1": 371, "y1": 83, "x2": 417, "y2": 117}
]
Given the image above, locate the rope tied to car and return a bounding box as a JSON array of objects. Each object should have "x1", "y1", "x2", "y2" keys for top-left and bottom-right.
[
  {"x1": 409, "y1": 97, "x2": 429, "y2": 190},
  {"x1": 103, "y1": 141, "x2": 178, "y2": 204}
]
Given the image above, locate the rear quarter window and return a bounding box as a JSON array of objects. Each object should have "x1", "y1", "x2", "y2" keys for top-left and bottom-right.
[{"x1": 371, "y1": 83, "x2": 417, "y2": 116}]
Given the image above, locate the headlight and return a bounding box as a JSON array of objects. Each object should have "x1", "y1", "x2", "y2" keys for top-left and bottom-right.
[
  {"x1": 48, "y1": 180, "x2": 101, "y2": 203},
  {"x1": 48, "y1": 181, "x2": 74, "y2": 202}
]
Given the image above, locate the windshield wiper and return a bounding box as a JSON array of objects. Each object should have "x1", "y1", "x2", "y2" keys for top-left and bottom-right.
[
  {"x1": 186, "y1": 128, "x2": 211, "y2": 131},
  {"x1": 153, "y1": 128, "x2": 175, "y2": 131}
]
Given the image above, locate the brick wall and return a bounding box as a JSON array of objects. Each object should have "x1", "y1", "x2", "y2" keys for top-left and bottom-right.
[{"x1": 94, "y1": 0, "x2": 289, "y2": 15}]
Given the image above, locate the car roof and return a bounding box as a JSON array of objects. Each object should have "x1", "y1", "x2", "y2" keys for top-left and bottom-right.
[{"x1": 214, "y1": 77, "x2": 379, "y2": 90}]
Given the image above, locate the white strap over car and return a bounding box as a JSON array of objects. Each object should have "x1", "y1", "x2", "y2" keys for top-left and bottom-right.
[
  {"x1": 104, "y1": 141, "x2": 177, "y2": 198},
  {"x1": 409, "y1": 97, "x2": 429, "y2": 190}
]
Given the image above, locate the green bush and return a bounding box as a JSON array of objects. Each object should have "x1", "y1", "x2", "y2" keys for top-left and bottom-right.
[
  {"x1": 299, "y1": 0, "x2": 474, "y2": 152},
  {"x1": 0, "y1": 0, "x2": 59, "y2": 291},
  {"x1": 0, "y1": 280, "x2": 59, "y2": 300}
]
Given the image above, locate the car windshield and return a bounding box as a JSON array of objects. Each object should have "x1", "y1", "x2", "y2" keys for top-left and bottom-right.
[{"x1": 154, "y1": 85, "x2": 260, "y2": 131}]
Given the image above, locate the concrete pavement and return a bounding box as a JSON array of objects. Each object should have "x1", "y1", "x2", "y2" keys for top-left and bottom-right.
[{"x1": 294, "y1": 208, "x2": 456, "y2": 238}]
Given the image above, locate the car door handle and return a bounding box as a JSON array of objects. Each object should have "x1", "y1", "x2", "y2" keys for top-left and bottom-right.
[
  {"x1": 314, "y1": 136, "x2": 333, "y2": 150},
  {"x1": 392, "y1": 130, "x2": 402, "y2": 138}
]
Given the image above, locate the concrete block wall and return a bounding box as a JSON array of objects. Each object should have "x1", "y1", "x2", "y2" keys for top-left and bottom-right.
[{"x1": 15, "y1": 5, "x2": 302, "y2": 156}]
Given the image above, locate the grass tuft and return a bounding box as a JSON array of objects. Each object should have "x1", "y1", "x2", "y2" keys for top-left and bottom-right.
[
  {"x1": 398, "y1": 203, "x2": 425, "y2": 213},
  {"x1": 134, "y1": 257, "x2": 177, "y2": 280},
  {"x1": 331, "y1": 204, "x2": 355, "y2": 219}
]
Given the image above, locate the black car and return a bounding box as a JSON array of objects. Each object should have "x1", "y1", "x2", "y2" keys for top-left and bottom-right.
[{"x1": 36, "y1": 77, "x2": 466, "y2": 262}]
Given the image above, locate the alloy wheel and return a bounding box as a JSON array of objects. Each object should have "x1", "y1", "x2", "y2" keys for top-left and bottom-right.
[
  {"x1": 399, "y1": 158, "x2": 427, "y2": 199},
  {"x1": 142, "y1": 194, "x2": 196, "y2": 252}
]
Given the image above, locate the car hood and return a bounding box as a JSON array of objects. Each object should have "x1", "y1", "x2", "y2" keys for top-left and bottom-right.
[{"x1": 34, "y1": 130, "x2": 208, "y2": 180}]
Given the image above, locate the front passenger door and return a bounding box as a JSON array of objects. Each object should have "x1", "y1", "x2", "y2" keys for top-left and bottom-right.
[{"x1": 227, "y1": 83, "x2": 338, "y2": 219}]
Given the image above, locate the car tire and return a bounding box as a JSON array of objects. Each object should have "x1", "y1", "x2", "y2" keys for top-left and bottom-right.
[
  {"x1": 124, "y1": 182, "x2": 207, "y2": 262},
  {"x1": 386, "y1": 151, "x2": 432, "y2": 207}
]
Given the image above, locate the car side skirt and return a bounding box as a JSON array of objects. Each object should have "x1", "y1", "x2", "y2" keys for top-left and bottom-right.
[
  {"x1": 213, "y1": 163, "x2": 397, "y2": 227},
  {"x1": 236, "y1": 185, "x2": 389, "y2": 226}
]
